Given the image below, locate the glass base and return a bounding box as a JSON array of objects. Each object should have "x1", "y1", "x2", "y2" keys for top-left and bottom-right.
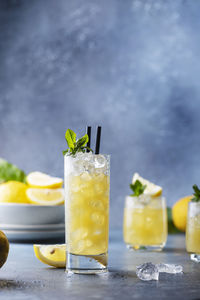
[
  {"x1": 126, "y1": 242, "x2": 165, "y2": 251},
  {"x1": 190, "y1": 254, "x2": 200, "y2": 263},
  {"x1": 67, "y1": 252, "x2": 108, "y2": 274}
]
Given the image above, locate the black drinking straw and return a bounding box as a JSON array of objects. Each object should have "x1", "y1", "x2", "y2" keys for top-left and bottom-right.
[
  {"x1": 86, "y1": 126, "x2": 91, "y2": 152},
  {"x1": 95, "y1": 126, "x2": 101, "y2": 154}
]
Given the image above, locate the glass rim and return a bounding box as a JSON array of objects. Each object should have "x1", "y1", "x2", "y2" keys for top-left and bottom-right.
[
  {"x1": 64, "y1": 153, "x2": 110, "y2": 158},
  {"x1": 188, "y1": 200, "x2": 200, "y2": 207},
  {"x1": 125, "y1": 194, "x2": 165, "y2": 201}
]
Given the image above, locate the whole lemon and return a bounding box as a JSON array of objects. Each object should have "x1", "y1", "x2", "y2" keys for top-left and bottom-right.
[
  {"x1": 0, "y1": 231, "x2": 9, "y2": 268},
  {"x1": 172, "y1": 195, "x2": 193, "y2": 232},
  {"x1": 0, "y1": 181, "x2": 29, "y2": 204}
]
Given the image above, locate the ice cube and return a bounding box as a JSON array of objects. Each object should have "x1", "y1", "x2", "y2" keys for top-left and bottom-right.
[
  {"x1": 73, "y1": 159, "x2": 85, "y2": 175},
  {"x1": 71, "y1": 153, "x2": 95, "y2": 175},
  {"x1": 136, "y1": 263, "x2": 159, "y2": 281},
  {"x1": 80, "y1": 172, "x2": 92, "y2": 181},
  {"x1": 91, "y1": 212, "x2": 105, "y2": 225},
  {"x1": 94, "y1": 155, "x2": 107, "y2": 168},
  {"x1": 157, "y1": 263, "x2": 183, "y2": 274},
  {"x1": 71, "y1": 228, "x2": 88, "y2": 241},
  {"x1": 90, "y1": 200, "x2": 104, "y2": 210},
  {"x1": 75, "y1": 240, "x2": 85, "y2": 253},
  {"x1": 85, "y1": 239, "x2": 93, "y2": 247}
]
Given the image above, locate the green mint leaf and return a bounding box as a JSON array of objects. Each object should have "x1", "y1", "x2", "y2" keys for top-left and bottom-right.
[
  {"x1": 130, "y1": 180, "x2": 146, "y2": 197},
  {"x1": 76, "y1": 134, "x2": 89, "y2": 148},
  {"x1": 65, "y1": 129, "x2": 76, "y2": 149},
  {"x1": 63, "y1": 129, "x2": 93, "y2": 156},
  {"x1": 0, "y1": 158, "x2": 26, "y2": 183},
  {"x1": 192, "y1": 184, "x2": 200, "y2": 202},
  {"x1": 86, "y1": 147, "x2": 93, "y2": 153},
  {"x1": 62, "y1": 149, "x2": 68, "y2": 155}
]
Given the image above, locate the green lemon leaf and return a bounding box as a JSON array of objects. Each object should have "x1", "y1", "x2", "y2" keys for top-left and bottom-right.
[{"x1": 0, "y1": 158, "x2": 26, "y2": 183}]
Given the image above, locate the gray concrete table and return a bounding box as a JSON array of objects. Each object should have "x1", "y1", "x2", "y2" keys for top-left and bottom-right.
[{"x1": 0, "y1": 231, "x2": 200, "y2": 300}]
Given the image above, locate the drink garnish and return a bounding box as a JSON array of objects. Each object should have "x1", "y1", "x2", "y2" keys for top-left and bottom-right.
[
  {"x1": 191, "y1": 184, "x2": 200, "y2": 202},
  {"x1": 63, "y1": 129, "x2": 93, "y2": 156},
  {"x1": 130, "y1": 180, "x2": 146, "y2": 197}
]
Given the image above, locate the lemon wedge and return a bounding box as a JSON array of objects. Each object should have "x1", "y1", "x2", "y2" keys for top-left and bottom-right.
[
  {"x1": 26, "y1": 188, "x2": 64, "y2": 205},
  {"x1": 132, "y1": 173, "x2": 162, "y2": 197},
  {"x1": 26, "y1": 172, "x2": 63, "y2": 189},
  {"x1": 33, "y1": 244, "x2": 106, "y2": 268},
  {"x1": 33, "y1": 244, "x2": 66, "y2": 268}
]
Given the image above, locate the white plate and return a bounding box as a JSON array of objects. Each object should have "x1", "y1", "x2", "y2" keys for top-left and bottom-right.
[
  {"x1": 4, "y1": 228, "x2": 65, "y2": 241},
  {"x1": 0, "y1": 223, "x2": 65, "y2": 231},
  {"x1": 0, "y1": 203, "x2": 65, "y2": 225}
]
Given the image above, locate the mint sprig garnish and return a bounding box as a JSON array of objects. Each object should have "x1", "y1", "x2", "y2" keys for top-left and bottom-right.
[
  {"x1": 191, "y1": 184, "x2": 200, "y2": 202},
  {"x1": 130, "y1": 180, "x2": 146, "y2": 197},
  {"x1": 63, "y1": 129, "x2": 93, "y2": 156}
]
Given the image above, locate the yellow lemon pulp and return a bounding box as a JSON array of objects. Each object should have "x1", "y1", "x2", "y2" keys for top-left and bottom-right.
[
  {"x1": 132, "y1": 173, "x2": 162, "y2": 197},
  {"x1": 172, "y1": 195, "x2": 193, "y2": 232},
  {"x1": 26, "y1": 188, "x2": 64, "y2": 205},
  {"x1": 0, "y1": 231, "x2": 9, "y2": 268},
  {"x1": 26, "y1": 172, "x2": 63, "y2": 189},
  {"x1": 33, "y1": 244, "x2": 66, "y2": 268},
  {"x1": 0, "y1": 181, "x2": 29, "y2": 204}
]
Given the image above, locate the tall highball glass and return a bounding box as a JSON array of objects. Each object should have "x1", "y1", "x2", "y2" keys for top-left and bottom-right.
[
  {"x1": 186, "y1": 201, "x2": 200, "y2": 262},
  {"x1": 65, "y1": 152, "x2": 110, "y2": 274}
]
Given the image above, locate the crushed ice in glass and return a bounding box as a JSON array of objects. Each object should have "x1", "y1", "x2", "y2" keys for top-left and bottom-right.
[
  {"x1": 136, "y1": 263, "x2": 159, "y2": 281},
  {"x1": 68, "y1": 152, "x2": 108, "y2": 175},
  {"x1": 136, "y1": 262, "x2": 183, "y2": 281}
]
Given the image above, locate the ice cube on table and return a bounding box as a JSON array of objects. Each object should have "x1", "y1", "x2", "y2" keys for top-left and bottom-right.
[
  {"x1": 136, "y1": 262, "x2": 183, "y2": 281},
  {"x1": 136, "y1": 263, "x2": 159, "y2": 281},
  {"x1": 157, "y1": 263, "x2": 183, "y2": 274}
]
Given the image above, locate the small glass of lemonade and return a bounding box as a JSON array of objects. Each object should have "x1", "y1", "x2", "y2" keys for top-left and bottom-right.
[
  {"x1": 123, "y1": 174, "x2": 167, "y2": 251},
  {"x1": 186, "y1": 200, "x2": 200, "y2": 262}
]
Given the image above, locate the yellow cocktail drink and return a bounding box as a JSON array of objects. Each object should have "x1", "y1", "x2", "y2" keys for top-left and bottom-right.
[
  {"x1": 186, "y1": 200, "x2": 200, "y2": 262},
  {"x1": 123, "y1": 195, "x2": 167, "y2": 250},
  {"x1": 186, "y1": 214, "x2": 200, "y2": 254},
  {"x1": 65, "y1": 152, "x2": 110, "y2": 273},
  {"x1": 67, "y1": 172, "x2": 109, "y2": 255}
]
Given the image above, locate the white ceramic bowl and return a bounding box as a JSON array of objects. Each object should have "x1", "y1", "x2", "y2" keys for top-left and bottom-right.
[{"x1": 0, "y1": 203, "x2": 65, "y2": 226}]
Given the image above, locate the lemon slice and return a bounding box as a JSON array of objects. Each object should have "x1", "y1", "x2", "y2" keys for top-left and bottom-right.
[
  {"x1": 132, "y1": 173, "x2": 162, "y2": 197},
  {"x1": 33, "y1": 244, "x2": 66, "y2": 268},
  {"x1": 26, "y1": 172, "x2": 63, "y2": 189},
  {"x1": 26, "y1": 188, "x2": 64, "y2": 205},
  {"x1": 33, "y1": 244, "x2": 106, "y2": 268}
]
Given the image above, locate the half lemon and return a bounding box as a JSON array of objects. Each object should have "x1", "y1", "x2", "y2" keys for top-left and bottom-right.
[{"x1": 132, "y1": 173, "x2": 162, "y2": 197}]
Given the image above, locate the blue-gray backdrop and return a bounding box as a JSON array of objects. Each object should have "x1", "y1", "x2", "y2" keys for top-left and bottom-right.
[{"x1": 0, "y1": 0, "x2": 200, "y2": 228}]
